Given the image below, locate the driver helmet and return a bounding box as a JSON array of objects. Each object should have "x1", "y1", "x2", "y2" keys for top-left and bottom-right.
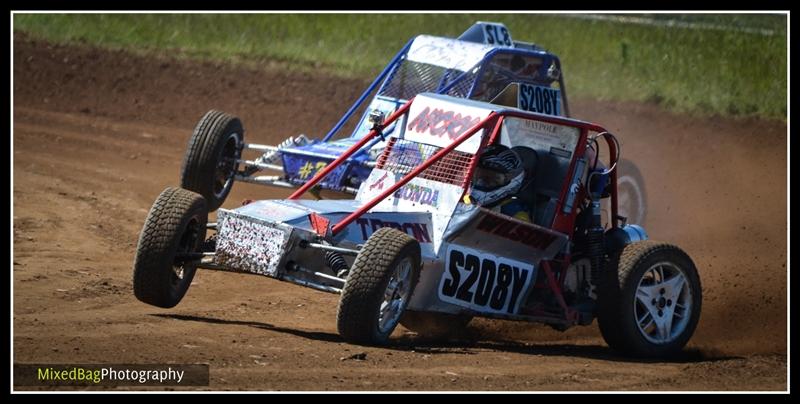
[{"x1": 471, "y1": 145, "x2": 524, "y2": 207}]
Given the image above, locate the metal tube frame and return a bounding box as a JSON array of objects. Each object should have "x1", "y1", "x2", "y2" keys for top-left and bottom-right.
[
  {"x1": 303, "y1": 242, "x2": 360, "y2": 257},
  {"x1": 236, "y1": 43, "x2": 570, "y2": 196},
  {"x1": 288, "y1": 99, "x2": 415, "y2": 199},
  {"x1": 288, "y1": 95, "x2": 615, "y2": 238},
  {"x1": 280, "y1": 274, "x2": 342, "y2": 294},
  {"x1": 320, "y1": 39, "x2": 414, "y2": 142},
  {"x1": 331, "y1": 112, "x2": 499, "y2": 235},
  {"x1": 237, "y1": 159, "x2": 284, "y2": 172}
]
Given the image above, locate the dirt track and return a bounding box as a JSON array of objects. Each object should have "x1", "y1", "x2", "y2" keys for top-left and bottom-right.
[{"x1": 12, "y1": 36, "x2": 787, "y2": 391}]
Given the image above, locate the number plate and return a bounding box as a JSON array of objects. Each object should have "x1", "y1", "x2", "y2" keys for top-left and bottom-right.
[
  {"x1": 518, "y1": 83, "x2": 561, "y2": 116},
  {"x1": 438, "y1": 244, "x2": 535, "y2": 315},
  {"x1": 482, "y1": 22, "x2": 514, "y2": 48}
]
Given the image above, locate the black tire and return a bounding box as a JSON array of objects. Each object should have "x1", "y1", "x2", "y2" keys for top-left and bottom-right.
[
  {"x1": 337, "y1": 228, "x2": 421, "y2": 345},
  {"x1": 597, "y1": 241, "x2": 702, "y2": 358},
  {"x1": 399, "y1": 311, "x2": 473, "y2": 340},
  {"x1": 180, "y1": 110, "x2": 243, "y2": 212},
  {"x1": 615, "y1": 159, "x2": 647, "y2": 225},
  {"x1": 133, "y1": 187, "x2": 208, "y2": 308}
]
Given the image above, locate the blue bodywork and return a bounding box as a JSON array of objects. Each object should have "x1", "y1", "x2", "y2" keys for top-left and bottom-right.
[{"x1": 278, "y1": 23, "x2": 569, "y2": 192}]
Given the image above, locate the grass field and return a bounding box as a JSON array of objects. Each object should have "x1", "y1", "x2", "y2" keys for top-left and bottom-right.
[{"x1": 13, "y1": 13, "x2": 787, "y2": 120}]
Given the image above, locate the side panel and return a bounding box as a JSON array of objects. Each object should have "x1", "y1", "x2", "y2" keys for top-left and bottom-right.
[
  {"x1": 436, "y1": 244, "x2": 535, "y2": 315},
  {"x1": 408, "y1": 208, "x2": 568, "y2": 317},
  {"x1": 280, "y1": 140, "x2": 370, "y2": 190},
  {"x1": 334, "y1": 211, "x2": 437, "y2": 258},
  {"x1": 451, "y1": 208, "x2": 568, "y2": 262},
  {"x1": 356, "y1": 168, "x2": 464, "y2": 256}
]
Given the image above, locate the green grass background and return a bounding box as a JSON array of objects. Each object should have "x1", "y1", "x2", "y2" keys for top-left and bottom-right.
[{"x1": 13, "y1": 13, "x2": 787, "y2": 120}]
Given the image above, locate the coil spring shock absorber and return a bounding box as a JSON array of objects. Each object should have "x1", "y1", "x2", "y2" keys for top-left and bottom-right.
[
  {"x1": 325, "y1": 250, "x2": 349, "y2": 279},
  {"x1": 587, "y1": 197, "x2": 605, "y2": 287}
]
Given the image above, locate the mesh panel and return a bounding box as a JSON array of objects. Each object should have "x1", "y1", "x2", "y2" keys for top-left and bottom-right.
[
  {"x1": 444, "y1": 68, "x2": 481, "y2": 99},
  {"x1": 376, "y1": 138, "x2": 475, "y2": 187},
  {"x1": 379, "y1": 61, "x2": 448, "y2": 100},
  {"x1": 379, "y1": 60, "x2": 482, "y2": 101}
]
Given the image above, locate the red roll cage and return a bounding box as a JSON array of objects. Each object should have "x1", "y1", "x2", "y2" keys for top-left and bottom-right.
[{"x1": 289, "y1": 97, "x2": 620, "y2": 238}]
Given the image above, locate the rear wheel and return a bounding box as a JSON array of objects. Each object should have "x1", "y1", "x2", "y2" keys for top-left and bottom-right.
[
  {"x1": 337, "y1": 228, "x2": 421, "y2": 345},
  {"x1": 615, "y1": 159, "x2": 647, "y2": 225},
  {"x1": 597, "y1": 241, "x2": 702, "y2": 358},
  {"x1": 133, "y1": 187, "x2": 208, "y2": 308},
  {"x1": 180, "y1": 110, "x2": 243, "y2": 212}
]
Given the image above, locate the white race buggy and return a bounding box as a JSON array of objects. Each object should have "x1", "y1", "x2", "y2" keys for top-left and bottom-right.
[{"x1": 133, "y1": 93, "x2": 701, "y2": 358}]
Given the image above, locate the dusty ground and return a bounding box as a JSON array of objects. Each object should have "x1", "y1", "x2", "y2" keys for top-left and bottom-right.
[{"x1": 12, "y1": 36, "x2": 788, "y2": 391}]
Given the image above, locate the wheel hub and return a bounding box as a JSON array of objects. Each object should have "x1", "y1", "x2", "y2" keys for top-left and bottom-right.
[
  {"x1": 378, "y1": 258, "x2": 413, "y2": 334},
  {"x1": 634, "y1": 262, "x2": 693, "y2": 344}
]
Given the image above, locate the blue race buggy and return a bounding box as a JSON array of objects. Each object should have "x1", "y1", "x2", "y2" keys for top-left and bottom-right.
[{"x1": 178, "y1": 22, "x2": 647, "y2": 226}]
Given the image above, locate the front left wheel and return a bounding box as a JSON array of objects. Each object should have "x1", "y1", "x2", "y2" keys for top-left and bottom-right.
[
  {"x1": 133, "y1": 187, "x2": 208, "y2": 308},
  {"x1": 337, "y1": 228, "x2": 421, "y2": 345}
]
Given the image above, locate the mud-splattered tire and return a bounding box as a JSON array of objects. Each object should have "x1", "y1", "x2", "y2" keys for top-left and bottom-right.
[
  {"x1": 615, "y1": 159, "x2": 647, "y2": 225},
  {"x1": 337, "y1": 228, "x2": 421, "y2": 345},
  {"x1": 133, "y1": 187, "x2": 208, "y2": 308},
  {"x1": 597, "y1": 241, "x2": 702, "y2": 358},
  {"x1": 180, "y1": 110, "x2": 243, "y2": 212},
  {"x1": 400, "y1": 311, "x2": 473, "y2": 340}
]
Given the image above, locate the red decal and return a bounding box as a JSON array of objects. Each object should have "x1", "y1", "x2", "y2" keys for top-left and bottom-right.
[
  {"x1": 476, "y1": 212, "x2": 557, "y2": 250},
  {"x1": 309, "y1": 213, "x2": 330, "y2": 237},
  {"x1": 369, "y1": 172, "x2": 389, "y2": 191},
  {"x1": 407, "y1": 106, "x2": 481, "y2": 140},
  {"x1": 356, "y1": 218, "x2": 431, "y2": 243}
]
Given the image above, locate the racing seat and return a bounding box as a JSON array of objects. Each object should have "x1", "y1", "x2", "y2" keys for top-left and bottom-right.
[
  {"x1": 511, "y1": 146, "x2": 562, "y2": 227},
  {"x1": 531, "y1": 152, "x2": 565, "y2": 227},
  {"x1": 509, "y1": 146, "x2": 540, "y2": 223},
  {"x1": 510, "y1": 146, "x2": 538, "y2": 200}
]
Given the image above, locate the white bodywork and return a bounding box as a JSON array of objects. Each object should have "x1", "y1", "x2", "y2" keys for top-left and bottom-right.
[
  {"x1": 214, "y1": 93, "x2": 574, "y2": 320},
  {"x1": 406, "y1": 35, "x2": 496, "y2": 71}
]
